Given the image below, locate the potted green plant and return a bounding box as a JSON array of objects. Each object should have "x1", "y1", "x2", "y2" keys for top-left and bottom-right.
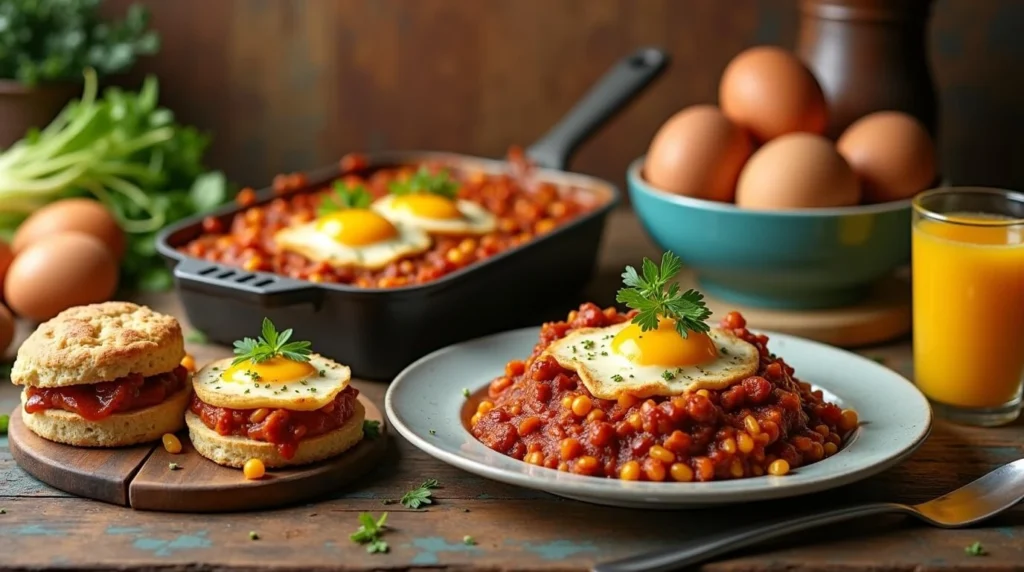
[{"x1": 0, "y1": 0, "x2": 158, "y2": 149}]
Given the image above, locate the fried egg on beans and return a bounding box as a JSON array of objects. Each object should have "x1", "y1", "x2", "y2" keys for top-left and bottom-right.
[
  {"x1": 193, "y1": 354, "x2": 351, "y2": 411},
  {"x1": 542, "y1": 319, "x2": 759, "y2": 400},
  {"x1": 372, "y1": 193, "x2": 497, "y2": 235},
  {"x1": 274, "y1": 208, "x2": 431, "y2": 269}
]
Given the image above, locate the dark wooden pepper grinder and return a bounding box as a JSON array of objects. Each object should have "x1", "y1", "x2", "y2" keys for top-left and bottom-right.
[{"x1": 796, "y1": 0, "x2": 938, "y2": 140}]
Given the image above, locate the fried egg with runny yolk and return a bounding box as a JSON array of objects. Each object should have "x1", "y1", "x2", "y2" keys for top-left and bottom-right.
[
  {"x1": 542, "y1": 319, "x2": 759, "y2": 400},
  {"x1": 372, "y1": 193, "x2": 497, "y2": 235},
  {"x1": 274, "y1": 208, "x2": 431, "y2": 269},
  {"x1": 193, "y1": 354, "x2": 351, "y2": 411}
]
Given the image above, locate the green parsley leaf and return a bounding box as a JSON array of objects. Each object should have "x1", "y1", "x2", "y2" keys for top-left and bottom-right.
[
  {"x1": 350, "y1": 512, "x2": 388, "y2": 547},
  {"x1": 249, "y1": 531, "x2": 259, "y2": 541},
  {"x1": 965, "y1": 541, "x2": 986, "y2": 556},
  {"x1": 363, "y1": 420, "x2": 382, "y2": 439},
  {"x1": 318, "y1": 180, "x2": 372, "y2": 215},
  {"x1": 462, "y1": 388, "x2": 470, "y2": 398},
  {"x1": 401, "y1": 478, "x2": 440, "y2": 509},
  {"x1": 615, "y1": 251, "x2": 711, "y2": 339},
  {"x1": 168, "y1": 463, "x2": 181, "y2": 471},
  {"x1": 463, "y1": 535, "x2": 476, "y2": 545},
  {"x1": 367, "y1": 539, "x2": 389, "y2": 554},
  {"x1": 0, "y1": 413, "x2": 8, "y2": 435},
  {"x1": 388, "y1": 166, "x2": 459, "y2": 198},
  {"x1": 232, "y1": 317, "x2": 312, "y2": 366}
]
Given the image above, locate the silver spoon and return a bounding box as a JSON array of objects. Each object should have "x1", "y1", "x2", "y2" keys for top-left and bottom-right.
[{"x1": 592, "y1": 458, "x2": 1024, "y2": 572}]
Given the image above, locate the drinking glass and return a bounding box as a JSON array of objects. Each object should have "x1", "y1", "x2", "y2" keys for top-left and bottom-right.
[{"x1": 912, "y1": 187, "x2": 1024, "y2": 426}]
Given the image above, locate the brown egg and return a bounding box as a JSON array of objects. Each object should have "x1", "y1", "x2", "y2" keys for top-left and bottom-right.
[
  {"x1": 736, "y1": 133, "x2": 861, "y2": 209},
  {"x1": 719, "y1": 46, "x2": 828, "y2": 142},
  {"x1": 12, "y1": 198, "x2": 125, "y2": 260},
  {"x1": 836, "y1": 111, "x2": 937, "y2": 203},
  {"x1": 0, "y1": 239, "x2": 12, "y2": 287},
  {"x1": 5, "y1": 232, "x2": 119, "y2": 322},
  {"x1": 644, "y1": 105, "x2": 753, "y2": 202},
  {"x1": 0, "y1": 304, "x2": 13, "y2": 356}
]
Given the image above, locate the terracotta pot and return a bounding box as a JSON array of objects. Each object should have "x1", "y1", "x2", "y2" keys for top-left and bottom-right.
[
  {"x1": 796, "y1": 0, "x2": 938, "y2": 140},
  {"x1": 0, "y1": 80, "x2": 81, "y2": 150}
]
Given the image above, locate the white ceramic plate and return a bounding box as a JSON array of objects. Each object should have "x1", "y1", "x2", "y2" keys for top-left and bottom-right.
[{"x1": 385, "y1": 327, "x2": 932, "y2": 509}]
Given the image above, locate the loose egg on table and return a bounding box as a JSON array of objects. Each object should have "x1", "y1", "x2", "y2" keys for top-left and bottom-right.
[
  {"x1": 735, "y1": 133, "x2": 861, "y2": 209},
  {"x1": 719, "y1": 45, "x2": 828, "y2": 142},
  {"x1": 194, "y1": 354, "x2": 351, "y2": 411},
  {"x1": 837, "y1": 111, "x2": 937, "y2": 203},
  {"x1": 372, "y1": 193, "x2": 497, "y2": 235},
  {"x1": 4, "y1": 231, "x2": 119, "y2": 322},
  {"x1": 0, "y1": 304, "x2": 14, "y2": 355},
  {"x1": 12, "y1": 198, "x2": 125, "y2": 260},
  {"x1": 273, "y1": 208, "x2": 432, "y2": 270},
  {"x1": 643, "y1": 105, "x2": 753, "y2": 202},
  {"x1": 0, "y1": 239, "x2": 12, "y2": 286},
  {"x1": 542, "y1": 319, "x2": 759, "y2": 400}
]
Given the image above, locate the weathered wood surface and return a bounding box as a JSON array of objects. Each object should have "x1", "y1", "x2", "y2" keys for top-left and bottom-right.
[{"x1": 1, "y1": 210, "x2": 1022, "y2": 571}]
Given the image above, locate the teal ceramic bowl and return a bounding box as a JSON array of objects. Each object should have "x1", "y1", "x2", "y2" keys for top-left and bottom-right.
[{"x1": 627, "y1": 156, "x2": 912, "y2": 310}]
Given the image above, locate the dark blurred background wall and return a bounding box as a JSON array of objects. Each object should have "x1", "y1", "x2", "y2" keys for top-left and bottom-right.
[{"x1": 104, "y1": 0, "x2": 1023, "y2": 192}]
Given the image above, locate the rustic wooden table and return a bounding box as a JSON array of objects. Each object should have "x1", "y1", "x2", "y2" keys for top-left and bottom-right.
[{"x1": 1, "y1": 210, "x2": 1021, "y2": 571}]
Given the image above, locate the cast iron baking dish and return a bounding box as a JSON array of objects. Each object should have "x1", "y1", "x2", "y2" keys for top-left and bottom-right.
[{"x1": 156, "y1": 47, "x2": 669, "y2": 380}]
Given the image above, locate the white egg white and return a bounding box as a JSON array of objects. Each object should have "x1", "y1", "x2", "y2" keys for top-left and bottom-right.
[
  {"x1": 372, "y1": 195, "x2": 497, "y2": 235},
  {"x1": 274, "y1": 218, "x2": 431, "y2": 270},
  {"x1": 542, "y1": 322, "x2": 759, "y2": 400},
  {"x1": 193, "y1": 354, "x2": 351, "y2": 411}
]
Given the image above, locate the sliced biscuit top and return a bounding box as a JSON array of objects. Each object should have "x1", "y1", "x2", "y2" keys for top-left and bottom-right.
[{"x1": 11, "y1": 301, "x2": 185, "y2": 388}]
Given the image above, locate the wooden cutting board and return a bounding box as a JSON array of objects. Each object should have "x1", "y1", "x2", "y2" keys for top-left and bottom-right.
[{"x1": 7, "y1": 394, "x2": 387, "y2": 513}]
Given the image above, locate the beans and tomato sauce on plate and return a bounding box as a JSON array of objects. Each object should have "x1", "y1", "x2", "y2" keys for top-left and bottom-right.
[
  {"x1": 178, "y1": 150, "x2": 600, "y2": 288},
  {"x1": 471, "y1": 306, "x2": 859, "y2": 482},
  {"x1": 24, "y1": 365, "x2": 189, "y2": 422},
  {"x1": 189, "y1": 385, "x2": 359, "y2": 460}
]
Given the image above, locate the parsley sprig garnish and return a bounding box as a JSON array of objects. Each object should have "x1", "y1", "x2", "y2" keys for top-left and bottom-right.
[
  {"x1": 965, "y1": 541, "x2": 987, "y2": 556},
  {"x1": 318, "y1": 180, "x2": 372, "y2": 215},
  {"x1": 363, "y1": 420, "x2": 382, "y2": 439},
  {"x1": 400, "y1": 478, "x2": 440, "y2": 509},
  {"x1": 232, "y1": 318, "x2": 312, "y2": 366},
  {"x1": 350, "y1": 512, "x2": 389, "y2": 554},
  {"x1": 388, "y1": 166, "x2": 459, "y2": 199},
  {"x1": 615, "y1": 251, "x2": 711, "y2": 338}
]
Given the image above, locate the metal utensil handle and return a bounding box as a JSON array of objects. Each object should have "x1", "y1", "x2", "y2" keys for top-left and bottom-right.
[
  {"x1": 172, "y1": 257, "x2": 323, "y2": 309},
  {"x1": 526, "y1": 47, "x2": 669, "y2": 171},
  {"x1": 591, "y1": 503, "x2": 903, "y2": 572}
]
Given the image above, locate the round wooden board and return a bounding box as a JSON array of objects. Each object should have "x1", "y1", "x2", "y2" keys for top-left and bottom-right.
[
  {"x1": 7, "y1": 394, "x2": 387, "y2": 513},
  {"x1": 680, "y1": 271, "x2": 912, "y2": 348}
]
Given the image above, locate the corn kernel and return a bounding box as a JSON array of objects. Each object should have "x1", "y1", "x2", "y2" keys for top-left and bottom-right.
[
  {"x1": 161, "y1": 433, "x2": 182, "y2": 454},
  {"x1": 180, "y1": 354, "x2": 196, "y2": 373},
  {"x1": 243, "y1": 458, "x2": 266, "y2": 480}
]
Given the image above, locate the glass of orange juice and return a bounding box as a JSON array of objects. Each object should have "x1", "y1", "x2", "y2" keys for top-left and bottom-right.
[{"x1": 912, "y1": 187, "x2": 1024, "y2": 426}]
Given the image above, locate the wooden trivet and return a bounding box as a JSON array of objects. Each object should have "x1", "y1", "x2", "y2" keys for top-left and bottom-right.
[{"x1": 7, "y1": 394, "x2": 386, "y2": 513}]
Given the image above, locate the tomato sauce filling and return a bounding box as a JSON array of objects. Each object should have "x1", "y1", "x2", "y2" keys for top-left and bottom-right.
[
  {"x1": 189, "y1": 386, "x2": 360, "y2": 459},
  {"x1": 24, "y1": 365, "x2": 190, "y2": 422},
  {"x1": 471, "y1": 304, "x2": 859, "y2": 482},
  {"x1": 178, "y1": 149, "x2": 603, "y2": 288}
]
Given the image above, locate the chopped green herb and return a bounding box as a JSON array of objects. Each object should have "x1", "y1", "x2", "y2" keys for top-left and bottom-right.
[
  {"x1": 247, "y1": 370, "x2": 262, "y2": 382},
  {"x1": 185, "y1": 330, "x2": 208, "y2": 344},
  {"x1": 661, "y1": 370, "x2": 674, "y2": 381},
  {"x1": 616, "y1": 251, "x2": 711, "y2": 338},
  {"x1": 429, "y1": 429, "x2": 437, "y2": 435},
  {"x1": 244, "y1": 389, "x2": 251, "y2": 394},
  {"x1": 401, "y1": 478, "x2": 440, "y2": 509},
  {"x1": 319, "y1": 369, "x2": 326, "y2": 376},
  {"x1": 720, "y1": 347, "x2": 730, "y2": 355},
  {"x1": 463, "y1": 535, "x2": 476, "y2": 545},
  {"x1": 168, "y1": 463, "x2": 181, "y2": 471},
  {"x1": 582, "y1": 340, "x2": 595, "y2": 350},
  {"x1": 388, "y1": 166, "x2": 459, "y2": 199},
  {"x1": 249, "y1": 531, "x2": 260, "y2": 541},
  {"x1": 0, "y1": 509, "x2": 6, "y2": 514},
  {"x1": 232, "y1": 317, "x2": 312, "y2": 366},
  {"x1": 0, "y1": 414, "x2": 8, "y2": 434},
  {"x1": 301, "y1": 380, "x2": 308, "y2": 385},
  {"x1": 367, "y1": 539, "x2": 389, "y2": 554},
  {"x1": 215, "y1": 386, "x2": 221, "y2": 390},
  {"x1": 350, "y1": 512, "x2": 389, "y2": 552},
  {"x1": 600, "y1": 351, "x2": 608, "y2": 356},
  {"x1": 462, "y1": 388, "x2": 470, "y2": 398},
  {"x1": 965, "y1": 541, "x2": 986, "y2": 556},
  {"x1": 309, "y1": 387, "x2": 318, "y2": 393},
  {"x1": 363, "y1": 420, "x2": 382, "y2": 439},
  {"x1": 611, "y1": 374, "x2": 624, "y2": 382},
  {"x1": 571, "y1": 345, "x2": 577, "y2": 354}
]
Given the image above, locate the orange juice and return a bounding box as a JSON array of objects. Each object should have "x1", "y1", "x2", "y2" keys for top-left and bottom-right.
[{"x1": 913, "y1": 213, "x2": 1024, "y2": 408}]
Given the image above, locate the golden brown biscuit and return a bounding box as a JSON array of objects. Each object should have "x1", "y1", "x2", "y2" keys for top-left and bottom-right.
[
  {"x1": 11, "y1": 301, "x2": 185, "y2": 388},
  {"x1": 20, "y1": 385, "x2": 191, "y2": 447},
  {"x1": 185, "y1": 401, "x2": 366, "y2": 468}
]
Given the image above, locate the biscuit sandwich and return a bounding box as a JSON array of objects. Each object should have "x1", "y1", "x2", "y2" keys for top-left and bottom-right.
[
  {"x1": 186, "y1": 318, "x2": 364, "y2": 468},
  {"x1": 11, "y1": 301, "x2": 191, "y2": 447}
]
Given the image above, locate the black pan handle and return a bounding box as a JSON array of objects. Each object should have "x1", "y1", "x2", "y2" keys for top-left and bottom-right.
[
  {"x1": 172, "y1": 257, "x2": 324, "y2": 309},
  {"x1": 526, "y1": 47, "x2": 669, "y2": 171}
]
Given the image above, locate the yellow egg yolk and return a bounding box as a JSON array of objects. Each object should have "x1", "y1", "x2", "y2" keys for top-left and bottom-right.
[
  {"x1": 610, "y1": 319, "x2": 718, "y2": 367},
  {"x1": 314, "y1": 209, "x2": 398, "y2": 246},
  {"x1": 220, "y1": 356, "x2": 317, "y2": 384},
  {"x1": 392, "y1": 193, "x2": 462, "y2": 219}
]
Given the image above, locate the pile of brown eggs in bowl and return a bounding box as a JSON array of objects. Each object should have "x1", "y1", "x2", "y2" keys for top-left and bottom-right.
[{"x1": 644, "y1": 45, "x2": 938, "y2": 210}]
